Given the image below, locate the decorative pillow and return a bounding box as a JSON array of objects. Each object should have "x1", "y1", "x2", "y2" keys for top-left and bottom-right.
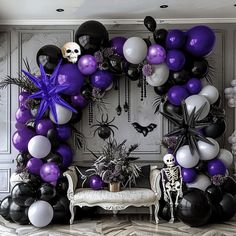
[
  {"x1": 75, "y1": 166, "x2": 91, "y2": 188},
  {"x1": 133, "y1": 165, "x2": 151, "y2": 189}
]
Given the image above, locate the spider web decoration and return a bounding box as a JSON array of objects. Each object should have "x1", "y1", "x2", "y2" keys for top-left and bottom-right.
[
  {"x1": 161, "y1": 102, "x2": 213, "y2": 155},
  {"x1": 22, "y1": 60, "x2": 77, "y2": 123}
]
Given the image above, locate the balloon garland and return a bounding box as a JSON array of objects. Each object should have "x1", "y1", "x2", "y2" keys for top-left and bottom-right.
[{"x1": 0, "y1": 16, "x2": 235, "y2": 227}]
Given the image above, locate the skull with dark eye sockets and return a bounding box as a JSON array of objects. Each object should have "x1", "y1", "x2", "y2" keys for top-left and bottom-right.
[{"x1": 61, "y1": 42, "x2": 81, "y2": 63}]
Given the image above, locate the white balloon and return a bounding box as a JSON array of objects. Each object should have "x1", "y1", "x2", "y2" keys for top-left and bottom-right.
[
  {"x1": 28, "y1": 135, "x2": 51, "y2": 159},
  {"x1": 217, "y1": 149, "x2": 233, "y2": 168},
  {"x1": 224, "y1": 87, "x2": 233, "y2": 95},
  {"x1": 49, "y1": 104, "x2": 72, "y2": 125},
  {"x1": 198, "y1": 137, "x2": 220, "y2": 161},
  {"x1": 185, "y1": 95, "x2": 210, "y2": 120},
  {"x1": 225, "y1": 93, "x2": 234, "y2": 99},
  {"x1": 186, "y1": 174, "x2": 211, "y2": 191},
  {"x1": 146, "y1": 63, "x2": 169, "y2": 87},
  {"x1": 28, "y1": 200, "x2": 53, "y2": 227},
  {"x1": 199, "y1": 85, "x2": 219, "y2": 104},
  {"x1": 123, "y1": 37, "x2": 147, "y2": 64},
  {"x1": 231, "y1": 80, "x2": 236, "y2": 87},
  {"x1": 176, "y1": 145, "x2": 200, "y2": 168},
  {"x1": 228, "y1": 98, "x2": 236, "y2": 107}
]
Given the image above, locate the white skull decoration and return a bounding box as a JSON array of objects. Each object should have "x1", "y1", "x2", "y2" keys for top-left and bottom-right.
[
  {"x1": 61, "y1": 42, "x2": 81, "y2": 64},
  {"x1": 163, "y1": 154, "x2": 175, "y2": 167}
]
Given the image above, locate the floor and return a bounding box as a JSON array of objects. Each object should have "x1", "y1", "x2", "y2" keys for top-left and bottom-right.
[{"x1": 0, "y1": 214, "x2": 236, "y2": 236}]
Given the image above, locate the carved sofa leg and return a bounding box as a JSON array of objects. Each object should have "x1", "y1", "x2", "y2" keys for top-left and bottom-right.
[
  {"x1": 69, "y1": 202, "x2": 75, "y2": 224},
  {"x1": 154, "y1": 201, "x2": 159, "y2": 224}
]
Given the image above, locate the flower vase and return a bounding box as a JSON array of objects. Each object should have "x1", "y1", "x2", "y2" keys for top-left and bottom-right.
[{"x1": 109, "y1": 182, "x2": 121, "y2": 192}]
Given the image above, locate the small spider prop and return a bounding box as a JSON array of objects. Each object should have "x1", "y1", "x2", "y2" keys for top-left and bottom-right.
[{"x1": 91, "y1": 114, "x2": 118, "y2": 140}]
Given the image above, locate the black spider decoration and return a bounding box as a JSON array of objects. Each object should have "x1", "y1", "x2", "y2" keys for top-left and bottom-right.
[
  {"x1": 91, "y1": 114, "x2": 118, "y2": 140},
  {"x1": 161, "y1": 102, "x2": 213, "y2": 155}
]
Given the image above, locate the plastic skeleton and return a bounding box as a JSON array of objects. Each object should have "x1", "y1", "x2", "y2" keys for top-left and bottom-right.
[{"x1": 161, "y1": 154, "x2": 183, "y2": 223}]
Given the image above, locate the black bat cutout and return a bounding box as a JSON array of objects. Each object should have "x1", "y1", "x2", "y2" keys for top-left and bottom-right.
[{"x1": 132, "y1": 122, "x2": 157, "y2": 137}]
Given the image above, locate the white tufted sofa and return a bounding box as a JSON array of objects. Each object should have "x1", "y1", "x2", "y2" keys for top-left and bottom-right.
[{"x1": 63, "y1": 166, "x2": 161, "y2": 224}]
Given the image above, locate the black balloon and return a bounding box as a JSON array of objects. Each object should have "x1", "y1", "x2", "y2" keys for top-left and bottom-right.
[
  {"x1": 203, "y1": 118, "x2": 226, "y2": 139},
  {"x1": 0, "y1": 195, "x2": 12, "y2": 221},
  {"x1": 56, "y1": 177, "x2": 69, "y2": 195},
  {"x1": 126, "y1": 65, "x2": 141, "y2": 81},
  {"x1": 70, "y1": 109, "x2": 83, "y2": 124},
  {"x1": 47, "y1": 128, "x2": 60, "y2": 148},
  {"x1": 80, "y1": 84, "x2": 93, "y2": 101},
  {"x1": 154, "y1": 81, "x2": 172, "y2": 96},
  {"x1": 46, "y1": 153, "x2": 63, "y2": 167},
  {"x1": 222, "y1": 177, "x2": 236, "y2": 196},
  {"x1": 16, "y1": 153, "x2": 30, "y2": 166},
  {"x1": 158, "y1": 200, "x2": 172, "y2": 221},
  {"x1": 169, "y1": 69, "x2": 190, "y2": 85},
  {"x1": 143, "y1": 38, "x2": 152, "y2": 47},
  {"x1": 75, "y1": 20, "x2": 109, "y2": 54},
  {"x1": 144, "y1": 16, "x2": 157, "y2": 32},
  {"x1": 190, "y1": 58, "x2": 209, "y2": 78},
  {"x1": 37, "y1": 183, "x2": 56, "y2": 201},
  {"x1": 177, "y1": 188, "x2": 212, "y2": 227},
  {"x1": 153, "y1": 29, "x2": 168, "y2": 46},
  {"x1": 163, "y1": 101, "x2": 182, "y2": 115},
  {"x1": 206, "y1": 185, "x2": 223, "y2": 204},
  {"x1": 219, "y1": 193, "x2": 236, "y2": 220},
  {"x1": 36, "y1": 45, "x2": 62, "y2": 74},
  {"x1": 51, "y1": 196, "x2": 70, "y2": 223},
  {"x1": 29, "y1": 174, "x2": 42, "y2": 188},
  {"x1": 11, "y1": 183, "x2": 36, "y2": 207},
  {"x1": 9, "y1": 201, "x2": 29, "y2": 225},
  {"x1": 195, "y1": 160, "x2": 208, "y2": 173},
  {"x1": 209, "y1": 203, "x2": 224, "y2": 223}
]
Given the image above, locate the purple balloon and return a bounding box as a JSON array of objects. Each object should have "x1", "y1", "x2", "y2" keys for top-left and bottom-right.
[
  {"x1": 166, "y1": 50, "x2": 186, "y2": 71},
  {"x1": 57, "y1": 63, "x2": 85, "y2": 95},
  {"x1": 208, "y1": 159, "x2": 226, "y2": 176},
  {"x1": 78, "y1": 55, "x2": 97, "y2": 75},
  {"x1": 91, "y1": 70, "x2": 113, "y2": 89},
  {"x1": 166, "y1": 29, "x2": 186, "y2": 49},
  {"x1": 186, "y1": 78, "x2": 202, "y2": 94},
  {"x1": 18, "y1": 92, "x2": 31, "y2": 108},
  {"x1": 71, "y1": 94, "x2": 88, "y2": 108},
  {"x1": 110, "y1": 36, "x2": 127, "y2": 56},
  {"x1": 15, "y1": 107, "x2": 33, "y2": 124},
  {"x1": 168, "y1": 85, "x2": 189, "y2": 106},
  {"x1": 56, "y1": 125, "x2": 72, "y2": 140},
  {"x1": 89, "y1": 175, "x2": 103, "y2": 190},
  {"x1": 27, "y1": 158, "x2": 43, "y2": 175},
  {"x1": 185, "y1": 25, "x2": 216, "y2": 57},
  {"x1": 12, "y1": 127, "x2": 35, "y2": 152},
  {"x1": 15, "y1": 122, "x2": 25, "y2": 130},
  {"x1": 146, "y1": 44, "x2": 166, "y2": 64},
  {"x1": 181, "y1": 168, "x2": 197, "y2": 183},
  {"x1": 55, "y1": 144, "x2": 73, "y2": 168},
  {"x1": 36, "y1": 119, "x2": 54, "y2": 136},
  {"x1": 40, "y1": 162, "x2": 60, "y2": 183}
]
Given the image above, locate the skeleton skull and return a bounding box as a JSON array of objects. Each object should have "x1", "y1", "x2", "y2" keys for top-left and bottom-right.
[
  {"x1": 163, "y1": 154, "x2": 175, "y2": 167},
  {"x1": 61, "y1": 42, "x2": 81, "y2": 64}
]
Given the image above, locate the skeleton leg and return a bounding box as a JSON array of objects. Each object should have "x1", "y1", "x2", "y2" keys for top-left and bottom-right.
[
  {"x1": 166, "y1": 189, "x2": 174, "y2": 223},
  {"x1": 175, "y1": 190, "x2": 180, "y2": 207}
]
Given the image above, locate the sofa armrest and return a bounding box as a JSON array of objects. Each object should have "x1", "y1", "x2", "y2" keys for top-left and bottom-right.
[
  {"x1": 63, "y1": 166, "x2": 78, "y2": 201},
  {"x1": 149, "y1": 166, "x2": 162, "y2": 199}
]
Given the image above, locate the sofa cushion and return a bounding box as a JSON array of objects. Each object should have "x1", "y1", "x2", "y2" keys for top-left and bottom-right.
[{"x1": 74, "y1": 188, "x2": 156, "y2": 205}]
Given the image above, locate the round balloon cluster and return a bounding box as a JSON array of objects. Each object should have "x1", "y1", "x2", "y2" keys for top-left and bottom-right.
[
  {"x1": 224, "y1": 79, "x2": 236, "y2": 107},
  {"x1": 0, "y1": 17, "x2": 234, "y2": 228}
]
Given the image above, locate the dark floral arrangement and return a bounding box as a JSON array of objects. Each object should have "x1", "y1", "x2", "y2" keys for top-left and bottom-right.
[{"x1": 87, "y1": 139, "x2": 141, "y2": 187}]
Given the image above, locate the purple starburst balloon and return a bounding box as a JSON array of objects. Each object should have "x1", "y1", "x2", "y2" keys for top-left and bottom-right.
[{"x1": 22, "y1": 60, "x2": 77, "y2": 123}]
